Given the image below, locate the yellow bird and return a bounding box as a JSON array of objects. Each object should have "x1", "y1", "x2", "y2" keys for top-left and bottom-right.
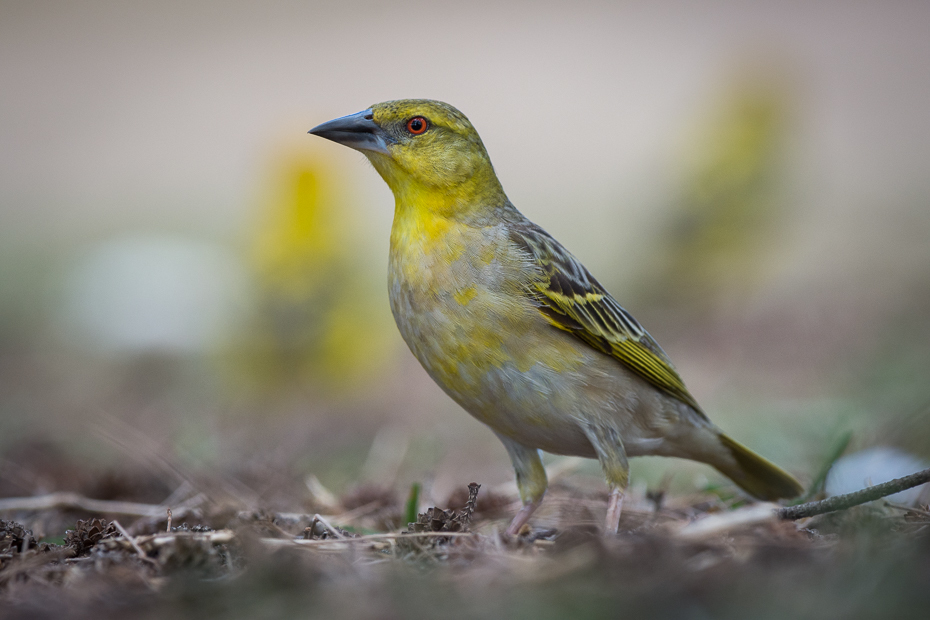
[{"x1": 309, "y1": 100, "x2": 802, "y2": 535}]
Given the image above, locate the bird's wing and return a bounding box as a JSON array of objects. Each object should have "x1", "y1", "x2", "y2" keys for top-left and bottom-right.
[{"x1": 509, "y1": 221, "x2": 705, "y2": 415}]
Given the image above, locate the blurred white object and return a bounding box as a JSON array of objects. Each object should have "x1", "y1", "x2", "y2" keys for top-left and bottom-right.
[
  {"x1": 825, "y1": 446, "x2": 928, "y2": 505},
  {"x1": 64, "y1": 235, "x2": 248, "y2": 354}
]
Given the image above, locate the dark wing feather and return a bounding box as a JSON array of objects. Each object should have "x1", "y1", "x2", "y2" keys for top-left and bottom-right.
[{"x1": 509, "y1": 221, "x2": 705, "y2": 415}]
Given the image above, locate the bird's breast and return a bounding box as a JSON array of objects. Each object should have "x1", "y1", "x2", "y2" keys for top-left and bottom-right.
[{"x1": 387, "y1": 216, "x2": 539, "y2": 382}]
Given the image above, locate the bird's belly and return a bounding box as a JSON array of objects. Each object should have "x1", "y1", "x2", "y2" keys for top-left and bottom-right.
[{"x1": 390, "y1": 275, "x2": 618, "y2": 457}]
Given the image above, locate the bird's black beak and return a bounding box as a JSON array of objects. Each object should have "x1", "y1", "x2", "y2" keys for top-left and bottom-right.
[{"x1": 308, "y1": 109, "x2": 390, "y2": 155}]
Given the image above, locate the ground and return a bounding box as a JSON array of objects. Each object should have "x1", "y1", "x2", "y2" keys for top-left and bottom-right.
[{"x1": 1, "y1": 449, "x2": 928, "y2": 620}]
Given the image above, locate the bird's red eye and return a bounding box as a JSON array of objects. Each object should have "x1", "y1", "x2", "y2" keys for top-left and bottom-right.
[{"x1": 406, "y1": 116, "x2": 428, "y2": 135}]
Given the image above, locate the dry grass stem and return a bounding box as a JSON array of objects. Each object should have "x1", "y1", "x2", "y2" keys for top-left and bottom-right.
[
  {"x1": 0, "y1": 492, "x2": 193, "y2": 518},
  {"x1": 111, "y1": 520, "x2": 157, "y2": 565}
]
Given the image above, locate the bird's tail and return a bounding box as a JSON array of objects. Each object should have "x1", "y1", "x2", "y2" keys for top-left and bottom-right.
[{"x1": 712, "y1": 433, "x2": 804, "y2": 500}]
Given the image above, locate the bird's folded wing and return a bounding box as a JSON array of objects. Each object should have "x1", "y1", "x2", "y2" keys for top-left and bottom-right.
[{"x1": 509, "y1": 222, "x2": 704, "y2": 415}]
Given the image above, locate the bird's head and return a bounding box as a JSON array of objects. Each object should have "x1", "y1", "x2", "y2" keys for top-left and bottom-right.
[{"x1": 310, "y1": 99, "x2": 506, "y2": 216}]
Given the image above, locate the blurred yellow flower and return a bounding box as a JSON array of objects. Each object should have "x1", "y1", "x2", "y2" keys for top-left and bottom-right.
[
  {"x1": 227, "y1": 148, "x2": 395, "y2": 395},
  {"x1": 658, "y1": 74, "x2": 792, "y2": 303}
]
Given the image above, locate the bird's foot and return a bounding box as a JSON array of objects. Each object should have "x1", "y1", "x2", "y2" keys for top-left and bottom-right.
[{"x1": 505, "y1": 498, "x2": 543, "y2": 537}]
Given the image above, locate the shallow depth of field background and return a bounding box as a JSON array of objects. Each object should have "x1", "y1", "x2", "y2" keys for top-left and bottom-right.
[{"x1": 2, "y1": 1, "x2": 929, "y2": 512}]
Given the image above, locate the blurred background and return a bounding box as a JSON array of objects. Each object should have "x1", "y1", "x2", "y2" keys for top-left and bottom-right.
[{"x1": 1, "y1": 0, "x2": 929, "y2": 513}]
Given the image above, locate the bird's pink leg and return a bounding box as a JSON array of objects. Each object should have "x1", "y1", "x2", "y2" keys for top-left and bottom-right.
[
  {"x1": 605, "y1": 487, "x2": 624, "y2": 534},
  {"x1": 506, "y1": 497, "x2": 544, "y2": 536},
  {"x1": 580, "y1": 424, "x2": 629, "y2": 536}
]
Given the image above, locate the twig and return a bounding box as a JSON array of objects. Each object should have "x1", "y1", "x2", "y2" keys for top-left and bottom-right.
[
  {"x1": 166, "y1": 509, "x2": 172, "y2": 533},
  {"x1": 678, "y1": 503, "x2": 779, "y2": 539},
  {"x1": 149, "y1": 530, "x2": 235, "y2": 545},
  {"x1": 778, "y1": 467, "x2": 930, "y2": 520},
  {"x1": 99, "y1": 529, "x2": 236, "y2": 553},
  {"x1": 0, "y1": 492, "x2": 180, "y2": 517},
  {"x1": 111, "y1": 520, "x2": 156, "y2": 565},
  {"x1": 261, "y1": 531, "x2": 474, "y2": 547}
]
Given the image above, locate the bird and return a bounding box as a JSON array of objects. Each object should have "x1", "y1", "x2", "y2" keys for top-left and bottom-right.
[{"x1": 309, "y1": 99, "x2": 803, "y2": 535}]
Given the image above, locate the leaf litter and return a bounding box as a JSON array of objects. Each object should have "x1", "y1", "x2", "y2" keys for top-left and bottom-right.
[{"x1": 0, "y1": 457, "x2": 929, "y2": 619}]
